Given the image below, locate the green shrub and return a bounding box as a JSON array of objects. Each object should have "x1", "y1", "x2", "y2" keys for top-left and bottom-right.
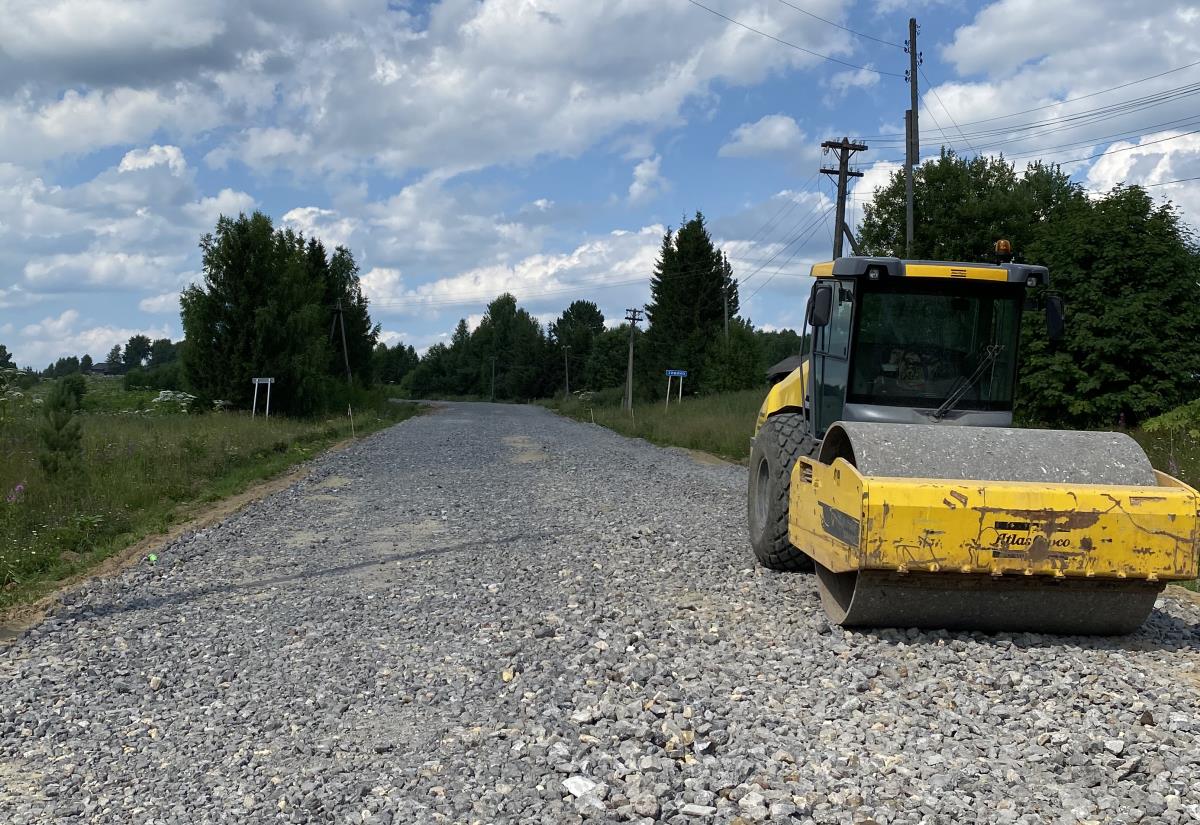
[{"x1": 38, "y1": 380, "x2": 83, "y2": 477}]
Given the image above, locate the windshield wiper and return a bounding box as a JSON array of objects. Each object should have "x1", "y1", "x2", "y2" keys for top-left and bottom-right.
[{"x1": 932, "y1": 343, "x2": 1002, "y2": 420}]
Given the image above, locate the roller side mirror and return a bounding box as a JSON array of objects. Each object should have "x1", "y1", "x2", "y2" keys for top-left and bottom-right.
[
  {"x1": 810, "y1": 284, "x2": 833, "y2": 328},
  {"x1": 1046, "y1": 295, "x2": 1065, "y2": 343}
]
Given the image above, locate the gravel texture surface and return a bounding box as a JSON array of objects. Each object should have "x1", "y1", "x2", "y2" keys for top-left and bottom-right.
[{"x1": 3, "y1": 402, "x2": 1200, "y2": 825}]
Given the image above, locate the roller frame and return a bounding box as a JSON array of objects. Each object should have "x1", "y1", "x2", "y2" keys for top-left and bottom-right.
[{"x1": 788, "y1": 422, "x2": 1200, "y2": 634}]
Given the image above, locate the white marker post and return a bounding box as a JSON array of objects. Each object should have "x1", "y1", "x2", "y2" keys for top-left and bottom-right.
[
  {"x1": 664, "y1": 369, "x2": 687, "y2": 408},
  {"x1": 252, "y1": 377, "x2": 275, "y2": 419}
]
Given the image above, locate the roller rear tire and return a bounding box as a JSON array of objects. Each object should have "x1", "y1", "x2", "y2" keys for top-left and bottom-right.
[{"x1": 747, "y1": 413, "x2": 815, "y2": 572}]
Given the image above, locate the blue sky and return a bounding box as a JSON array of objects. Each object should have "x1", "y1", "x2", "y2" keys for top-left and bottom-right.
[{"x1": 2, "y1": 0, "x2": 1199, "y2": 368}]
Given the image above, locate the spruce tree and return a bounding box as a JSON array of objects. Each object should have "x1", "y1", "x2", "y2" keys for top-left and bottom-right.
[{"x1": 643, "y1": 212, "x2": 738, "y2": 393}]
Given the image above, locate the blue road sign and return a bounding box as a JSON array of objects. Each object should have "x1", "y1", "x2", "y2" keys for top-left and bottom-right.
[{"x1": 665, "y1": 369, "x2": 688, "y2": 377}]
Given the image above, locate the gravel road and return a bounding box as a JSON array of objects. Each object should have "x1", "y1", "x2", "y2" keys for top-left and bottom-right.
[{"x1": 4, "y1": 402, "x2": 1200, "y2": 825}]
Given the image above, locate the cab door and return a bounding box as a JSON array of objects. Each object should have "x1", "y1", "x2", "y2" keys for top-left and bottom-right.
[{"x1": 811, "y1": 280, "x2": 855, "y2": 436}]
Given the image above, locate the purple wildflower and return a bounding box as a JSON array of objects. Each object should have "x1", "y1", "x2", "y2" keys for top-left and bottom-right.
[{"x1": 5, "y1": 482, "x2": 25, "y2": 504}]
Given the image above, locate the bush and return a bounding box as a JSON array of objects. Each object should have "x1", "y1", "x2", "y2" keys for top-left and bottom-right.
[
  {"x1": 38, "y1": 379, "x2": 83, "y2": 477},
  {"x1": 124, "y1": 362, "x2": 183, "y2": 391},
  {"x1": 60, "y1": 373, "x2": 87, "y2": 408}
]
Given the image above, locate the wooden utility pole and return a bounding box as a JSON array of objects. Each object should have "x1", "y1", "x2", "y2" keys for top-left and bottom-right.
[
  {"x1": 820, "y1": 138, "x2": 867, "y2": 259},
  {"x1": 332, "y1": 299, "x2": 355, "y2": 436},
  {"x1": 723, "y1": 280, "x2": 732, "y2": 341},
  {"x1": 563, "y1": 345, "x2": 571, "y2": 398},
  {"x1": 905, "y1": 17, "x2": 921, "y2": 257},
  {"x1": 334, "y1": 299, "x2": 353, "y2": 382},
  {"x1": 623, "y1": 308, "x2": 643, "y2": 412}
]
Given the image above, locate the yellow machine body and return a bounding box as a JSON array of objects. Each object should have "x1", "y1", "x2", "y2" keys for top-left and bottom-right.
[
  {"x1": 755, "y1": 360, "x2": 807, "y2": 433},
  {"x1": 789, "y1": 457, "x2": 1200, "y2": 583}
]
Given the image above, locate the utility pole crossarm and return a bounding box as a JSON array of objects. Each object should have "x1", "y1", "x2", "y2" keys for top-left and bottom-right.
[
  {"x1": 622, "y1": 308, "x2": 643, "y2": 412},
  {"x1": 820, "y1": 138, "x2": 868, "y2": 260}
]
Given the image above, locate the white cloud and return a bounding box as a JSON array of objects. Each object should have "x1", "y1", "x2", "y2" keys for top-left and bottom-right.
[
  {"x1": 16, "y1": 308, "x2": 172, "y2": 367},
  {"x1": 118, "y1": 144, "x2": 187, "y2": 176},
  {"x1": 628, "y1": 155, "x2": 666, "y2": 204},
  {"x1": 24, "y1": 251, "x2": 185, "y2": 292},
  {"x1": 829, "y1": 66, "x2": 880, "y2": 95},
  {"x1": 138, "y1": 291, "x2": 181, "y2": 313},
  {"x1": 21, "y1": 309, "x2": 80, "y2": 339},
  {"x1": 926, "y1": 0, "x2": 1200, "y2": 165},
  {"x1": 0, "y1": 86, "x2": 221, "y2": 165},
  {"x1": 719, "y1": 114, "x2": 805, "y2": 158},
  {"x1": 364, "y1": 224, "x2": 665, "y2": 316},
  {"x1": 1084, "y1": 132, "x2": 1200, "y2": 220},
  {"x1": 205, "y1": 127, "x2": 314, "y2": 171},
  {"x1": 282, "y1": 206, "x2": 360, "y2": 250}
]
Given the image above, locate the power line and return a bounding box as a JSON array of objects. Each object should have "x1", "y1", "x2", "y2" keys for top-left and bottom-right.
[
  {"x1": 871, "y1": 115, "x2": 1200, "y2": 166},
  {"x1": 864, "y1": 79, "x2": 1200, "y2": 145},
  {"x1": 738, "y1": 196, "x2": 833, "y2": 287},
  {"x1": 919, "y1": 95, "x2": 955, "y2": 154},
  {"x1": 686, "y1": 0, "x2": 904, "y2": 78},
  {"x1": 1143, "y1": 175, "x2": 1200, "y2": 187},
  {"x1": 745, "y1": 207, "x2": 834, "y2": 301},
  {"x1": 1010, "y1": 125, "x2": 1200, "y2": 164},
  {"x1": 857, "y1": 60, "x2": 1200, "y2": 142},
  {"x1": 920, "y1": 66, "x2": 976, "y2": 154},
  {"x1": 773, "y1": 0, "x2": 903, "y2": 49},
  {"x1": 946, "y1": 111, "x2": 1200, "y2": 158}
]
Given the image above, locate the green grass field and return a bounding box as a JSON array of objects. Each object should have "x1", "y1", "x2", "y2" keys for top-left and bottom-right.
[
  {"x1": 0, "y1": 377, "x2": 419, "y2": 610},
  {"x1": 543, "y1": 388, "x2": 764, "y2": 463}
]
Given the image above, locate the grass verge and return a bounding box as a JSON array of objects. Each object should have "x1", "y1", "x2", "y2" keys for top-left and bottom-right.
[
  {"x1": 541, "y1": 389, "x2": 762, "y2": 463},
  {"x1": 0, "y1": 386, "x2": 421, "y2": 612}
]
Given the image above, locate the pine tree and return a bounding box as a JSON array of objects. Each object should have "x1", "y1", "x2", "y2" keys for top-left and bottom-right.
[
  {"x1": 643, "y1": 212, "x2": 738, "y2": 393},
  {"x1": 549, "y1": 300, "x2": 605, "y2": 391},
  {"x1": 38, "y1": 379, "x2": 83, "y2": 478},
  {"x1": 105, "y1": 344, "x2": 124, "y2": 372}
]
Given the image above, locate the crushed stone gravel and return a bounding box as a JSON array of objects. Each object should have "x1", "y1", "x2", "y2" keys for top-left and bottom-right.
[{"x1": 3, "y1": 402, "x2": 1200, "y2": 824}]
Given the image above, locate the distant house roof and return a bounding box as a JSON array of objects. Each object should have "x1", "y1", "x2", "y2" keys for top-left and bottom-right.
[
  {"x1": 88, "y1": 362, "x2": 115, "y2": 375},
  {"x1": 766, "y1": 355, "x2": 805, "y2": 385}
]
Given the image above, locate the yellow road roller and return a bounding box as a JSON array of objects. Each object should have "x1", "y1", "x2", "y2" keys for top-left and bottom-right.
[{"x1": 748, "y1": 255, "x2": 1199, "y2": 634}]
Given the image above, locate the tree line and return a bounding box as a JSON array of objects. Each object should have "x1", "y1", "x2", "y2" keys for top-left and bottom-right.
[
  {"x1": 390, "y1": 214, "x2": 805, "y2": 401},
  {"x1": 7, "y1": 154, "x2": 1195, "y2": 429}
]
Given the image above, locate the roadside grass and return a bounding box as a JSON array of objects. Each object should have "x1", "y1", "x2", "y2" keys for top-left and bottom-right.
[
  {"x1": 541, "y1": 388, "x2": 763, "y2": 463},
  {"x1": 0, "y1": 381, "x2": 420, "y2": 610}
]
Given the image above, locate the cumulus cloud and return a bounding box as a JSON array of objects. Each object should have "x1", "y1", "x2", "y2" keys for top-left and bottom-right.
[
  {"x1": 118, "y1": 144, "x2": 187, "y2": 175},
  {"x1": 719, "y1": 114, "x2": 806, "y2": 158},
  {"x1": 925, "y1": 0, "x2": 1200, "y2": 164},
  {"x1": 628, "y1": 156, "x2": 666, "y2": 204},
  {"x1": 282, "y1": 207, "x2": 360, "y2": 250},
  {"x1": 363, "y1": 225, "x2": 665, "y2": 316},
  {"x1": 15, "y1": 307, "x2": 171, "y2": 366},
  {"x1": 138, "y1": 291, "x2": 181, "y2": 313},
  {"x1": 24, "y1": 251, "x2": 185, "y2": 291},
  {"x1": 1084, "y1": 132, "x2": 1200, "y2": 221}
]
